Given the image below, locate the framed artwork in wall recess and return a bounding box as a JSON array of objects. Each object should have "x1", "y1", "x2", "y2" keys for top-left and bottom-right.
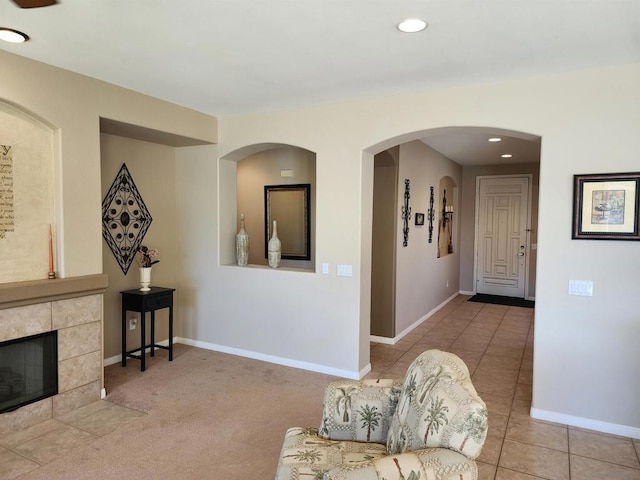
[
  {"x1": 572, "y1": 172, "x2": 640, "y2": 240},
  {"x1": 415, "y1": 213, "x2": 425, "y2": 226}
]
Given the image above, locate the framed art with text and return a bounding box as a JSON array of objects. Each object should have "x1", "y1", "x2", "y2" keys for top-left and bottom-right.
[{"x1": 572, "y1": 172, "x2": 640, "y2": 240}]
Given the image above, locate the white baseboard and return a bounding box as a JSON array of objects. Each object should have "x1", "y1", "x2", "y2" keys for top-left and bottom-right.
[
  {"x1": 459, "y1": 290, "x2": 474, "y2": 295},
  {"x1": 370, "y1": 292, "x2": 459, "y2": 345},
  {"x1": 105, "y1": 336, "x2": 363, "y2": 379},
  {"x1": 530, "y1": 408, "x2": 640, "y2": 440},
  {"x1": 370, "y1": 335, "x2": 395, "y2": 345},
  {"x1": 176, "y1": 337, "x2": 363, "y2": 380}
]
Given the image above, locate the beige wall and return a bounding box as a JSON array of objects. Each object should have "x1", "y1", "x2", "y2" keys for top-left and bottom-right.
[
  {"x1": 459, "y1": 162, "x2": 540, "y2": 299},
  {"x1": 190, "y1": 63, "x2": 640, "y2": 435},
  {"x1": 371, "y1": 148, "x2": 398, "y2": 337},
  {"x1": 395, "y1": 141, "x2": 462, "y2": 336},
  {"x1": 100, "y1": 134, "x2": 178, "y2": 360},
  {"x1": 0, "y1": 49, "x2": 216, "y2": 282},
  {"x1": 3, "y1": 46, "x2": 640, "y2": 437}
]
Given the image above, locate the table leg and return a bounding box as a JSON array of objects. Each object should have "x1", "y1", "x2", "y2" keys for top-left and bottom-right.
[
  {"x1": 121, "y1": 305, "x2": 127, "y2": 367},
  {"x1": 169, "y1": 305, "x2": 173, "y2": 361},
  {"x1": 150, "y1": 310, "x2": 155, "y2": 357},
  {"x1": 140, "y1": 309, "x2": 146, "y2": 372}
]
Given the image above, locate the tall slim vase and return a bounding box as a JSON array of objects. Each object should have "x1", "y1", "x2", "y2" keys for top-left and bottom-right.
[
  {"x1": 139, "y1": 267, "x2": 152, "y2": 291},
  {"x1": 268, "y1": 220, "x2": 281, "y2": 269},
  {"x1": 236, "y1": 213, "x2": 249, "y2": 266}
]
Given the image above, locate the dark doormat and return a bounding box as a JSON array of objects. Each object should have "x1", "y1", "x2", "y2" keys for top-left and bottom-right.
[{"x1": 467, "y1": 294, "x2": 535, "y2": 308}]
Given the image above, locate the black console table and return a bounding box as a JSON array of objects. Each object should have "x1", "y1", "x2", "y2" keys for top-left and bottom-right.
[{"x1": 120, "y1": 286, "x2": 175, "y2": 372}]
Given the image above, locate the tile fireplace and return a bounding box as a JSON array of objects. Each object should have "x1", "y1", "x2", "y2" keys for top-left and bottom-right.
[{"x1": 0, "y1": 274, "x2": 107, "y2": 436}]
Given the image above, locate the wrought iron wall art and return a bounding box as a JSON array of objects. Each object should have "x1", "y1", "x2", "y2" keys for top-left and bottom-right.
[
  {"x1": 441, "y1": 189, "x2": 454, "y2": 254},
  {"x1": 102, "y1": 163, "x2": 153, "y2": 274},
  {"x1": 428, "y1": 186, "x2": 435, "y2": 243},
  {"x1": 401, "y1": 179, "x2": 411, "y2": 247}
]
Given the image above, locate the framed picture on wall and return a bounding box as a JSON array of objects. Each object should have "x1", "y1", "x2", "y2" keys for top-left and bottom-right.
[
  {"x1": 415, "y1": 212, "x2": 425, "y2": 226},
  {"x1": 572, "y1": 172, "x2": 640, "y2": 240}
]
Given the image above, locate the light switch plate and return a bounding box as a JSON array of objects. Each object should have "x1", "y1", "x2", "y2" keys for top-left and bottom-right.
[
  {"x1": 337, "y1": 264, "x2": 353, "y2": 277},
  {"x1": 568, "y1": 280, "x2": 593, "y2": 297},
  {"x1": 322, "y1": 263, "x2": 329, "y2": 275}
]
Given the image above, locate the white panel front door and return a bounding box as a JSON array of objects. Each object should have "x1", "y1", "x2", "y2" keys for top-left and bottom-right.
[{"x1": 476, "y1": 176, "x2": 530, "y2": 297}]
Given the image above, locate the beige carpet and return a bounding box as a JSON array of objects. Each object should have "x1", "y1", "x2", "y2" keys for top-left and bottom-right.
[{"x1": 18, "y1": 345, "x2": 338, "y2": 479}]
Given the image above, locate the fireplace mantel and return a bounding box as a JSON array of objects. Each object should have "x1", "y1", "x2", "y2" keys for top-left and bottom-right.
[{"x1": 0, "y1": 274, "x2": 108, "y2": 310}]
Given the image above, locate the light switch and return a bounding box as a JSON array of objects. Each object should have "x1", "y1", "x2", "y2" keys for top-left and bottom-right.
[
  {"x1": 337, "y1": 264, "x2": 353, "y2": 277},
  {"x1": 568, "y1": 280, "x2": 593, "y2": 297},
  {"x1": 322, "y1": 263, "x2": 329, "y2": 275}
]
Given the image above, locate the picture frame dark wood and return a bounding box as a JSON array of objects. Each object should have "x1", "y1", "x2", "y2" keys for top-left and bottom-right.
[
  {"x1": 572, "y1": 172, "x2": 640, "y2": 240},
  {"x1": 415, "y1": 212, "x2": 425, "y2": 226}
]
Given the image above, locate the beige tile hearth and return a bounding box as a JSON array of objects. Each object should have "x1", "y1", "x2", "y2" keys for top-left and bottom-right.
[
  {"x1": 56, "y1": 400, "x2": 145, "y2": 437},
  {"x1": 11, "y1": 423, "x2": 98, "y2": 465},
  {"x1": 0, "y1": 447, "x2": 40, "y2": 479},
  {"x1": 0, "y1": 400, "x2": 145, "y2": 472}
]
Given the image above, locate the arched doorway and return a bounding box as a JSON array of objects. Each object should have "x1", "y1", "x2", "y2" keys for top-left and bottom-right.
[{"x1": 365, "y1": 126, "x2": 540, "y2": 343}]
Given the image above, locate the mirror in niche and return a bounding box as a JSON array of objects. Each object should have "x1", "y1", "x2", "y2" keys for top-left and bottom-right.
[{"x1": 264, "y1": 184, "x2": 311, "y2": 260}]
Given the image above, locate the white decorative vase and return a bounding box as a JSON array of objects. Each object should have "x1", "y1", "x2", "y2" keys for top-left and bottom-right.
[
  {"x1": 139, "y1": 267, "x2": 152, "y2": 291},
  {"x1": 268, "y1": 220, "x2": 281, "y2": 269},
  {"x1": 236, "y1": 213, "x2": 249, "y2": 266}
]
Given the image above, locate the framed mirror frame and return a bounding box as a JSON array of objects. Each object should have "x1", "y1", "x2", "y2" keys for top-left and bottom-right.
[{"x1": 264, "y1": 184, "x2": 311, "y2": 260}]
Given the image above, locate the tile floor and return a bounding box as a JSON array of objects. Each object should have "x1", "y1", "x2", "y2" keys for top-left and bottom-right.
[
  {"x1": 0, "y1": 400, "x2": 144, "y2": 479},
  {"x1": 1, "y1": 295, "x2": 638, "y2": 479},
  {"x1": 365, "y1": 295, "x2": 640, "y2": 480}
]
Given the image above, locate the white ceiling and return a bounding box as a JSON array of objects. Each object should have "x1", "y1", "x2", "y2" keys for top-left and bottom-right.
[{"x1": 1, "y1": 0, "x2": 638, "y2": 165}]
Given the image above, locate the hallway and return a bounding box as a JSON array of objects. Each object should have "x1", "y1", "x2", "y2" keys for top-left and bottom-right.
[{"x1": 367, "y1": 295, "x2": 640, "y2": 480}]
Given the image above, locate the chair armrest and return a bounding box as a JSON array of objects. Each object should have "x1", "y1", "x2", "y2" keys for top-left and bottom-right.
[
  {"x1": 318, "y1": 379, "x2": 403, "y2": 444},
  {"x1": 386, "y1": 350, "x2": 489, "y2": 460}
]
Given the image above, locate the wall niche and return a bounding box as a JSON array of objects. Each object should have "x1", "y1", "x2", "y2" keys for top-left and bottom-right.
[
  {"x1": 236, "y1": 145, "x2": 316, "y2": 270},
  {"x1": 438, "y1": 176, "x2": 457, "y2": 258},
  {"x1": 0, "y1": 101, "x2": 55, "y2": 284}
]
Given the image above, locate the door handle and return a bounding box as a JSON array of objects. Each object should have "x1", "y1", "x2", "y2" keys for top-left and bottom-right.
[{"x1": 518, "y1": 252, "x2": 525, "y2": 257}]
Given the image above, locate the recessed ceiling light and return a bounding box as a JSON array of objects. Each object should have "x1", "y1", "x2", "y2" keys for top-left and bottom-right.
[
  {"x1": 0, "y1": 28, "x2": 29, "y2": 43},
  {"x1": 488, "y1": 137, "x2": 502, "y2": 142},
  {"x1": 397, "y1": 19, "x2": 428, "y2": 33},
  {"x1": 501, "y1": 154, "x2": 513, "y2": 158}
]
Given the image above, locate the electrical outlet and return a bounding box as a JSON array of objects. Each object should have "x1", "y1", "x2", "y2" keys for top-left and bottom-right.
[
  {"x1": 446, "y1": 280, "x2": 449, "y2": 287},
  {"x1": 129, "y1": 318, "x2": 137, "y2": 330}
]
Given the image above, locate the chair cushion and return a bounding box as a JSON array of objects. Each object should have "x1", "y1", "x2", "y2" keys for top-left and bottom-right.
[
  {"x1": 275, "y1": 427, "x2": 387, "y2": 480},
  {"x1": 386, "y1": 350, "x2": 488, "y2": 459},
  {"x1": 324, "y1": 449, "x2": 479, "y2": 480},
  {"x1": 318, "y1": 379, "x2": 402, "y2": 444}
]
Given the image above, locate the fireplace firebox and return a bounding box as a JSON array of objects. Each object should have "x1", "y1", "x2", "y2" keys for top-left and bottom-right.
[{"x1": 0, "y1": 331, "x2": 58, "y2": 414}]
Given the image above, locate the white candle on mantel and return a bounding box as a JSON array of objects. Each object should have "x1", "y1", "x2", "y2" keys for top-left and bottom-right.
[{"x1": 48, "y1": 224, "x2": 55, "y2": 279}]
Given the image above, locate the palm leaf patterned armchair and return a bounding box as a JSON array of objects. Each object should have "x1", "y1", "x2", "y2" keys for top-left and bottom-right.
[{"x1": 276, "y1": 349, "x2": 488, "y2": 480}]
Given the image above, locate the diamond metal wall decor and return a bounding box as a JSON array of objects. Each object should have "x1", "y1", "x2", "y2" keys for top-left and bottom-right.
[{"x1": 102, "y1": 163, "x2": 152, "y2": 274}]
